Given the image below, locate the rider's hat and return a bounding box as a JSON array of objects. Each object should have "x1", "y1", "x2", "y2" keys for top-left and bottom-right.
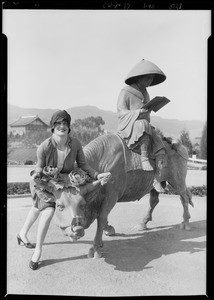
[{"x1": 125, "y1": 59, "x2": 166, "y2": 86}]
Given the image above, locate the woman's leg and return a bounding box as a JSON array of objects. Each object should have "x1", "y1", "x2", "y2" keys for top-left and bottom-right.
[
  {"x1": 31, "y1": 207, "x2": 55, "y2": 262},
  {"x1": 19, "y1": 206, "x2": 40, "y2": 243}
]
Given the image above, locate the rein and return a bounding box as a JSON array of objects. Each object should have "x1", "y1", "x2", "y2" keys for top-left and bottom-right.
[{"x1": 114, "y1": 133, "x2": 128, "y2": 168}]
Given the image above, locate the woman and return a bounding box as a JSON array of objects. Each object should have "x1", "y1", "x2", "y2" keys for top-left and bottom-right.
[
  {"x1": 17, "y1": 110, "x2": 108, "y2": 270},
  {"x1": 117, "y1": 59, "x2": 166, "y2": 189}
]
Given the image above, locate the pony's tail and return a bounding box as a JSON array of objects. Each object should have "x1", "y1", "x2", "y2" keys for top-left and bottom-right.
[{"x1": 187, "y1": 187, "x2": 194, "y2": 207}]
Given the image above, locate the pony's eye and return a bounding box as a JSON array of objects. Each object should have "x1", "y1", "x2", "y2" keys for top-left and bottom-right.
[
  {"x1": 80, "y1": 204, "x2": 85, "y2": 211},
  {"x1": 57, "y1": 204, "x2": 64, "y2": 211}
]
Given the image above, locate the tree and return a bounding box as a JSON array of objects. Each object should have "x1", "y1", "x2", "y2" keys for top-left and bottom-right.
[
  {"x1": 200, "y1": 121, "x2": 207, "y2": 159},
  {"x1": 179, "y1": 129, "x2": 193, "y2": 156},
  {"x1": 70, "y1": 116, "x2": 105, "y2": 146},
  {"x1": 7, "y1": 141, "x2": 13, "y2": 157},
  {"x1": 22, "y1": 131, "x2": 51, "y2": 147},
  {"x1": 192, "y1": 143, "x2": 200, "y2": 157}
]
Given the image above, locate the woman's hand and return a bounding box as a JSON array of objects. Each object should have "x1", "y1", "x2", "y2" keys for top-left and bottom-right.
[
  {"x1": 31, "y1": 171, "x2": 42, "y2": 181},
  {"x1": 97, "y1": 172, "x2": 112, "y2": 185},
  {"x1": 140, "y1": 108, "x2": 149, "y2": 114}
]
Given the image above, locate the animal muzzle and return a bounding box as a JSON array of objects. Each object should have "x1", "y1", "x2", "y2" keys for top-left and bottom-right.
[{"x1": 71, "y1": 216, "x2": 85, "y2": 238}]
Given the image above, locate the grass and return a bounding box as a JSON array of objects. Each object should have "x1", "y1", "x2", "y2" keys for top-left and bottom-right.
[{"x1": 8, "y1": 147, "x2": 37, "y2": 164}]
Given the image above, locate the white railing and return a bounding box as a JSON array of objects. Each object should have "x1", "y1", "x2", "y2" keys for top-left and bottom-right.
[
  {"x1": 188, "y1": 158, "x2": 207, "y2": 164},
  {"x1": 187, "y1": 157, "x2": 207, "y2": 170}
]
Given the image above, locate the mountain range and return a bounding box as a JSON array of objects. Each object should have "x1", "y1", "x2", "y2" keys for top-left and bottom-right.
[{"x1": 8, "y1": 104, "x2": 205, "y2": 142}]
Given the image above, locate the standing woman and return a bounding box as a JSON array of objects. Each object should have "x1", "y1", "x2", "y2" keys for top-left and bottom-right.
[{"x1": 17, "y1": 110, "x2": 106, "y2": 270}]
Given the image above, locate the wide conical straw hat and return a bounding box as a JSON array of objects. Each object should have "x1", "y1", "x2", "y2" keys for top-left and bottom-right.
[{"x1": 125, "y1": 59, "x2": 166, "y2": 86}]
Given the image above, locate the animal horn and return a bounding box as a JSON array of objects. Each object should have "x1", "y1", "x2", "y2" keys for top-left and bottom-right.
[{"x1": 80, "y1": 180, "x2": 102, "y2": 196}]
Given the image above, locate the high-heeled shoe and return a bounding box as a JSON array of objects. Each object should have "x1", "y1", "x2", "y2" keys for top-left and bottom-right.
[
  {"x1": 17, "y1": 234, "x2": 35, "y2": 249},
  {"x1": 29, "y1": 260, "x2": 39, "y2": 270}
]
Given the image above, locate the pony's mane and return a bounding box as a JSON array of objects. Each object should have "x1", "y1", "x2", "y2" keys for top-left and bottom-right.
[
  {"x1": 162, "y1": 136, "x2": 182, "y2": 149},
  {"x1": 162, "y1": 136, "x2": 175, "y2": 144}
]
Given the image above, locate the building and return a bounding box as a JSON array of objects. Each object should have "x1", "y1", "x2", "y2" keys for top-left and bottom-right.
[{"x1": 9, "y1": 115, "x2": 49, "y2": 136}]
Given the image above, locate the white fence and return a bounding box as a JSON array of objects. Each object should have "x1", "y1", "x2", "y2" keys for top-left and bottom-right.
[{"x1": 187, "y1": 157, "x2": 207, "y2": 170}]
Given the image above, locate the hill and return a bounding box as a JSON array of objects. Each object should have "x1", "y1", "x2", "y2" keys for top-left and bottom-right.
[{"x1": 8, "y1": 104, "x2": 204, "y2": 141}]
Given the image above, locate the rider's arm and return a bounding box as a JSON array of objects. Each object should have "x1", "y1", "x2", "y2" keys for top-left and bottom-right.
[{"x1": 117, "y1": 90, "x2": 139, "y2": 113}]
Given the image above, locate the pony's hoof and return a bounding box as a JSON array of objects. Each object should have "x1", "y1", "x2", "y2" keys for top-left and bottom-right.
[
  {"x1": 179, "y1": 222, "x2": 191, "y2": 230},
  {"x1": 88, "y1": 247, "x2": 102, "y2": 258},
  {"x1": 88, "y1": 247, "x2": 95, "y2": 258},
  {"x1": 104, "y1": 225, "x2": 115, "y2": 236},
  {"x1": 184, "y1": 223, "x2": 191, "y2": 231},
  {"x1": 94, "y1": 250, "x2": 102, "y2": 259},
  {"x1": 135, "y1": 223, "x2": 147, "y2": 231},
  {"x1": 179, "y1": 222, "x2": 185, "y2": 230}
]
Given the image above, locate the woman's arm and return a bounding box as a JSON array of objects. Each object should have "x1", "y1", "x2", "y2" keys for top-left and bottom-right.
[{"x1": 32, "y1": 144, "x2": 47, "y2": 179}]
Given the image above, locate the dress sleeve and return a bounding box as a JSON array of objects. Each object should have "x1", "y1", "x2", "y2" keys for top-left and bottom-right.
[
  {"x1": 117, "y1": 89, "x2": 141, "y2": 116},
  {"x1": 117, "y1": 90, "x2": 141, "y2": 137},
  {"x1": 75, "y1": 140, "x2": 99, "y2": 179},
  {"x1": 34, "y1": 143, "x2": 46, "y2": 174}
]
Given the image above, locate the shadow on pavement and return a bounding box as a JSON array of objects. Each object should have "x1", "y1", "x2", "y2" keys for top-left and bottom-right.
[
  {"x1": 39, "y1": 220, "x2": 205, "y2": 271},
  {"x1": 103, "y1": 220, "x2": 206, "y2": 272},
  {"x1": 41, "y1": 254, "x2": 88, "y2": 268},
  {"x1": 44, "y1": 240, "x2": 92, "y2": 246}
]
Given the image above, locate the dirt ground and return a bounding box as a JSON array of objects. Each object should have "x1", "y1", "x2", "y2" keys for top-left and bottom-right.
[{"x1": 6, "y1": 194, "x2": 206, "y2": 296}]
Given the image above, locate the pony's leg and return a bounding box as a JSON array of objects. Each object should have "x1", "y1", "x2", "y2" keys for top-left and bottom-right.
[
  {"x1": 103, "y1": 221, "x2": 116, "y2": 236},
  {"x1": 179, "y1": 188, "x2": 193, "y2": 230},
  {"x1": 138, "y1": 188, "x2": 159, "y2": 230},
  {"x1": 88, "y1": 188, "x2": 119, "y2": 258}
]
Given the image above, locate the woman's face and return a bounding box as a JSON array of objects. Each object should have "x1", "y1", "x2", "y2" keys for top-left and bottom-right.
[
  {"x1": 137, "y1": 74, "x2": 155, "y2": 88},
  {"x1": 53, "y1": 121, "x2": 69, "y2": 136}
]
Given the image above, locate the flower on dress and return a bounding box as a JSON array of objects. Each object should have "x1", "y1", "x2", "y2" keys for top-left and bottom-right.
[{"x1": 43, "y1": 166, "x2": 59, "y2": 178}]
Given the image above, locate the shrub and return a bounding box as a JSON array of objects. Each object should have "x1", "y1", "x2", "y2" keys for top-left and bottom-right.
[
  {"x1": 24, "y1": 160, "x2": 34, "y2": 165},
  {"x1": 200, "y1": 121, "x2": 207, "y2": 159},
  {"x1": 164, "y1": 184, "x2": 207, "y2": 197},
  {"x1": 7, "y1": 182, "x2": 31, "y2": 195}
]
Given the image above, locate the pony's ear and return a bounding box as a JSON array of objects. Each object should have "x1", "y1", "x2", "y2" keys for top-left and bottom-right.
[
  {"x1": 163, "y1": 136, "x2": 172, "y2": 144},
  {"x1": 171, "y1": 143, "x2": 179, "y2": 151},
  {"x1": 171, "y1": 139, "x2": 182, "y2": 151}
]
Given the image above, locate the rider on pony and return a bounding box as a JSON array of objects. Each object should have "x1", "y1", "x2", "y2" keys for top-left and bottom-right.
[{"x1": 117, "y1": 59, "x2": 167, "y2": 192}]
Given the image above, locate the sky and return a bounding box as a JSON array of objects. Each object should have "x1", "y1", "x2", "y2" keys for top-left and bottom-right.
[{"x1": 3, "y1": 9, "x2": 210, "y2": 121}]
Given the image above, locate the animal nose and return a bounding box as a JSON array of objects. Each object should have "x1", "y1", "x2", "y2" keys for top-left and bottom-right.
[
  {"x1": 71, "y1": 216, "x2": 85, "y2": 238},
  {"x1": 71, "y1": 216, "x2": 84, "y2": 229}
]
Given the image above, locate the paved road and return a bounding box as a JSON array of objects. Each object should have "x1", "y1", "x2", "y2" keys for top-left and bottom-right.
[
  {"x1": 7, "y1": 166, "x2": 207, "y2": 186},
  {"x1": 7, "y1": 194, "x2": 206, "y2": 296}
]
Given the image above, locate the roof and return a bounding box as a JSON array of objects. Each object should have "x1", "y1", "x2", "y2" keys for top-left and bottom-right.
[{"x1": 10, "y1": 115, "x2": 49, "y2": 127}]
